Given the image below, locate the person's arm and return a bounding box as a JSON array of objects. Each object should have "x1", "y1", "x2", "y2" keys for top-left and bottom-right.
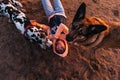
[
  {"x1": 30, "y1": 20, "x2": 50, "y2": 35},
  {"x1": 54, "y1": 23, "x2": 69, "y2": 39},
  {"x1": 40, "y1": 24, "x2": 50, "y2": 36}
]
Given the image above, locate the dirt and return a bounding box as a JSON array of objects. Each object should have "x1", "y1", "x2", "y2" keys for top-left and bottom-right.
[{"x1": 0, "y1": 0, "x2": 120, "y2": 80}]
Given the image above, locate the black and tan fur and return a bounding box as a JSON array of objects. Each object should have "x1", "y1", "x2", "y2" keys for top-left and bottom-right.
[{"x1": 66, "y1": 3, "x2": 120, "y2": 48}]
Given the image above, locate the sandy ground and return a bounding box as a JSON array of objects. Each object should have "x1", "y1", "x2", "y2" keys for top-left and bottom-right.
[{"x1": 0, "y1": 0, "x2": 120, "y2": 80}]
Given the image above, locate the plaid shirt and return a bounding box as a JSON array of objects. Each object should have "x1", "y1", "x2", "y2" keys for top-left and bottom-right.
[{"x1": 49, "y1": 15, "x2": 67, "y2": 34}]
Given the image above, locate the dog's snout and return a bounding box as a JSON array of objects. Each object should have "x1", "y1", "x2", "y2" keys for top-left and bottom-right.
[{"x1": 66, "y1": 35, "x2": 74, "y2": 42}]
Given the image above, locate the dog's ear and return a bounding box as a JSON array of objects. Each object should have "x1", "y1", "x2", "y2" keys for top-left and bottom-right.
[
  {"x1": 72, "y1": 2, "x2": 86, "y2": 22},
  {"x1": 86, "y1": 25, "x2": 107, "y2": 36}
]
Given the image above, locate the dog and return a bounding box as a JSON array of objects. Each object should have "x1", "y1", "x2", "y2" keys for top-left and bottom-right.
[
  {"x1": 66, "y1": 2, "x2": 120, "y2": 48},
  {"x1": 0, "y1": 0, "x2": 52, "y2": 49}
]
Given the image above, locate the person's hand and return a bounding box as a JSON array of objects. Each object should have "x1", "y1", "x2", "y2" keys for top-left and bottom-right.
[{"x1": 48, "y1": 35, "x2": 58, "y2": 41}]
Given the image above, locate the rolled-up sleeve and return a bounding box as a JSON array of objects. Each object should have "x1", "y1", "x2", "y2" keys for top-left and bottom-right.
[{"x1": 54, "y1": 23, "x2": 69, "y2": 39}]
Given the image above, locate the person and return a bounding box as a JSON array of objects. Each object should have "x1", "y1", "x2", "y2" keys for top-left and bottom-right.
[{"x1": 41, "y1": 0, "x2": 69, "y2": 57}]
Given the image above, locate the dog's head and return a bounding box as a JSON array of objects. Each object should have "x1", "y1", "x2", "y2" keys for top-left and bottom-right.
[
  {"x1": 0, "y1": 0, "x2": 19, "y2": 17},
  {"x1": 66, "y1": 3, "x2": 107, "y2": 42},
  {"x1": 5, "y1": 6, "x2": 20, "y2": 18},
  {"x1": 4, "y1": 4, "x2": 26, "y2": 31}
]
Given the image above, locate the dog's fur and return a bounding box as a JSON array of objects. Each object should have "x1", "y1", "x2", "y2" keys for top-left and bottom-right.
[
  {"x1": 66, "y1": 2, "x2": 120, "y2": 48},
  {"x1": 0, "y1": 0, "x2": 52, "y2": 49}
]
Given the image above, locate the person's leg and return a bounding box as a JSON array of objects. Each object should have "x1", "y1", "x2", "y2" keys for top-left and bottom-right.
[
  {"x1": 41, "y1": 0, "x2": 55, "y2": 17},
  {"x1": 53, "y1": 0, "x2": 66, "y2": 16}
]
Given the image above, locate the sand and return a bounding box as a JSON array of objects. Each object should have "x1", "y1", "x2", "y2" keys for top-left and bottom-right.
[{"x1": 0, "y1": 0, "x2": 120, "y2": 80}]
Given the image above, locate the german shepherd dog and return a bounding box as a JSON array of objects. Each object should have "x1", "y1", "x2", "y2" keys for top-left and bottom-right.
[{"x1": 66, "y1": 3, "x2": 111, "y2": 48}]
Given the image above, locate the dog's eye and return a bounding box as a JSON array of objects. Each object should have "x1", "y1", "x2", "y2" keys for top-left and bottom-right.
[{"x1": 10, "y1": 9, "x2": 13, "y2": 11}]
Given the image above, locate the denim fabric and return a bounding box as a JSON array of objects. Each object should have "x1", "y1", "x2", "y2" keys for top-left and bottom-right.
[
  {"x1": 41, "y1": 0, "x2": 65, "y2": 17},
  {"x1": 41, "y1": 0, "x2": 67, "y2": 34}
]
